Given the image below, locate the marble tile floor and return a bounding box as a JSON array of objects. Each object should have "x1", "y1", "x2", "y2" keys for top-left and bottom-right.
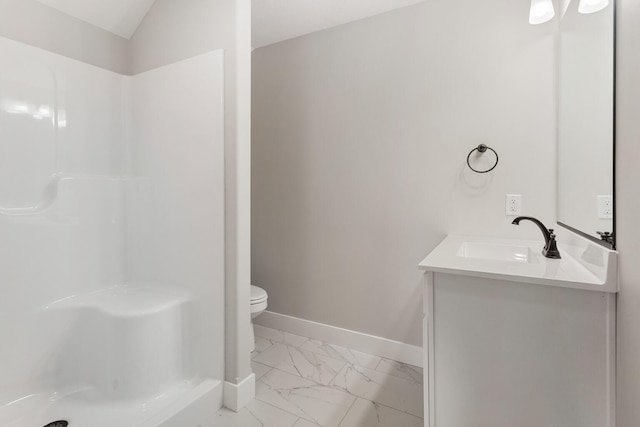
[{"x1": 210, "y1": 325, "x2": 423, "y2": 427}]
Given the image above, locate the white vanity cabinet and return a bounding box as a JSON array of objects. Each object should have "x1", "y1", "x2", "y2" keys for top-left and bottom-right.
[{"x1": 419, "y1": 234, "x2": 617, "y2": 427}]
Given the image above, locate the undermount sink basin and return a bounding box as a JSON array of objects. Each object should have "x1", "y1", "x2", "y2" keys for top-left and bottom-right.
[{"x1": 456, "y1": 241, "x2": 538, "y2": 263}]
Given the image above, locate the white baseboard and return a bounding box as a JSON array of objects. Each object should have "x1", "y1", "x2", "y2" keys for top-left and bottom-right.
[
  {"x1": 255, "y1": 311, "x2": 423, "y2": 368},
  {"x1": 223, "y1": 373, "x2": 255, "y2": 412}
]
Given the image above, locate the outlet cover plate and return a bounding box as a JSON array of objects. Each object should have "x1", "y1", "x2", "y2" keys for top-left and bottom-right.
[
  {"x1": 598, "y1": 195, "x2": 613, "y2": 219},
  {"x1": 506, "y1": 194, "x2": 522, "y2": 216}
]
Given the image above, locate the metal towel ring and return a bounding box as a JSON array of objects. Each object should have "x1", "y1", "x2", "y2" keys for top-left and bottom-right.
[{"x1": 466, "y1": 144, "x2": 498, "y2": 173}]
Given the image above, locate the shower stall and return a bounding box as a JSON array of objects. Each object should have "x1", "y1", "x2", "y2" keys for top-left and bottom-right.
[{"x1": 0, "y1": 1, "x2": 247, "y2": 425}]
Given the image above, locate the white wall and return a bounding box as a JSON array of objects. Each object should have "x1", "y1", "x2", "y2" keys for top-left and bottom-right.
[
  {"x1": 252, "y1": 0, "x2": 556, "y2": 345},
  {"x1": 129, "y1": 0, "x2": 233, "y2": 74},
  {"x1": 226, "y1": 0, "x2": 253, "y2": 390},
  {"x1": 0, "y1": 0, "x2": 253, "y2": 403},
  {"x1": 615, "y1": 0, "x2": 640, "y2": 425},
  {"x1": 0, "y1": 0, "x2": 253, "y2": 410},
  {"x1": 125, "y1": 51, "x2": 225, "y2": 382},
  {"x1": 0, "y1": 0, "x2": 129, "y2": 74},
  {"x1": 128, "y1": 0, "x2": 254, "y2": 395},
  {"x1": 0, "y1": 36, "x2": 126, "y2": 404}
]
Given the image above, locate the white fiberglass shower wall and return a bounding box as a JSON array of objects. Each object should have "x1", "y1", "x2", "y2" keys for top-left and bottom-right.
[
  {"x1": 0, "y1": 10, "x2": 225, "y2": 427},
  {"x1": 125, "y1": 51, "x2": 225, "y2": 395}
]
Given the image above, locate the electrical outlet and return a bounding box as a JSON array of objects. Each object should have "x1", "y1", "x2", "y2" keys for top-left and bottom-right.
[
  {"x1": 598, "y1": 195, "x2": 613, "y2": 219},
  {"x1": 506, "y1": 194, "x2": 522, "y2": 216}
]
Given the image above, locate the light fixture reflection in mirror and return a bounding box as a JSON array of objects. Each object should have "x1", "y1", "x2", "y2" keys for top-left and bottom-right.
[
  {"x1": 529, "y1": 0, "x2": 556, "y2": 24},
  {"x1": 579, "y1": 0, "x2": 610, "y2": 14}
]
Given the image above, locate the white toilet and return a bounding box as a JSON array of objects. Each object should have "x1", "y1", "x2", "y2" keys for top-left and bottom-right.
[{"x1": 250, "y1": 285, "x2": 268, "y2": 352}]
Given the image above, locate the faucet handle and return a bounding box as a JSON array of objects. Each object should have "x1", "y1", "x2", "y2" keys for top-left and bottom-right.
[
  {"x1": 597, "y1": 231, "x2": 614, "y2": 244},
  {"x1": 543, "y1": 230, "x2": 561, "y2": 259},
  {"x1": 511, "y1": 216, "x2": 561, "y2": 259}
]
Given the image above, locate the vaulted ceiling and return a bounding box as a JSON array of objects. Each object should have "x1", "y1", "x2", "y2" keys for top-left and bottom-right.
[
  {"x1": 252, "y1": 0, "x2": 427, "y2": 48},
  {"x1": 34, "y1": 0, "x2": 156, "y2": 39},
  {"x1": 34, "y1": 0, "x2": 426, "y2": 46}
]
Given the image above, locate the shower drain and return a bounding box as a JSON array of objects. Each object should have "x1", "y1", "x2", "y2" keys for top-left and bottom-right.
[{"x1": 43, "y1": 421, "x2": 68, "y2": 427}]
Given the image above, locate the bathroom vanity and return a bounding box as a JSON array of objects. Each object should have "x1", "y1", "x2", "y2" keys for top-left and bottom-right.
[{"x1": 419, "y1": 233, "x2": 618, "y2": 427}]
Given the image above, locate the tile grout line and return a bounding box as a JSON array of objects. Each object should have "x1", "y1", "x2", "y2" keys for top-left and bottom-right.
[
  {"x1": 255, "y1": 364, "x2": 359, "y2": 425},
  {"x1": 256, "y1": 333, "x2": 423, "y2": 389},
  {"x1": 335, "y1": 393, "x2": 359, "y2": 427},
  {"x1": 373, "y1": 356, "x2": 384, "y2": 371},
  {"x1": 248, "y1": 397, "x2": 305, "y2": 426},
  {"x1": 360, "y1": 396, "x2": 426, "y2": 421},
  {"x1": 260, "y1": 326, "x2": 423, "y2": 370},
  {"x1": 295, "y1": 338, "x2": 310, "y2": 348},
  {"x1": 325, "y1": 363, "x2": 425, "y2": 419},
  {"x1": 253, "y1": 327, "x2": 424, "y2": 421},
  {"x1": 253, "y1": 383, "x2": 326, "y2": 426},
  {"x1": 325, "y1": 361, "x2": 349, "y2": 387},
  {"x1": 255, "y1": 340, "x2": 352, "y2": 385}
]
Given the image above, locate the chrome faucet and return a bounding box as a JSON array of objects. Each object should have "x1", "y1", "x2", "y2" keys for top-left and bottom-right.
[{"x1": 511, "y1": 216, "x2": 561, "y2": 259}]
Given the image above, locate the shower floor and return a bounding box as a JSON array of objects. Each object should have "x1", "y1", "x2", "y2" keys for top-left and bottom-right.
[{"x1": 0, "y1": 378, "x2": 221, "y2": 427}]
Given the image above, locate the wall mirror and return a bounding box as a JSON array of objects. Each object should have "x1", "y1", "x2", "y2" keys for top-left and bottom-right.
[{"x1": 557, "y1": 0, "x2": 615, "y2": 248}]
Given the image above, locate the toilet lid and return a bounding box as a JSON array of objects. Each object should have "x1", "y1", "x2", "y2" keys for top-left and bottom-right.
[{"x1": 251, "y1": 286, "x2": 268, "y2": 303}]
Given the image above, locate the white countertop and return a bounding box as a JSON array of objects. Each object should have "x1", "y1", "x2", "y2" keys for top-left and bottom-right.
[{"x1": 419, "y1": 234, "x2": 618, "y2": 292}]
